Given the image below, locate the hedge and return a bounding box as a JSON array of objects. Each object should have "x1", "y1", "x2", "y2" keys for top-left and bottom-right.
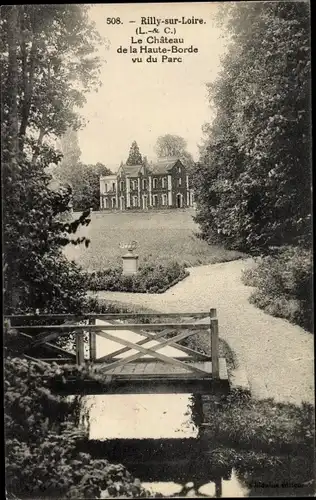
[
  {"x1": 88, "y1": 261, "x2": 189, "y2": 294},
  {"x1": 242, "y1": 246, "x2": 312, "y2": 332}
]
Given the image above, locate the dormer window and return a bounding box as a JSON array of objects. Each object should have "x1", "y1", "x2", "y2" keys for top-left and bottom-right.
[{"x1": 178, "y1": 166, "x2": 181, "y2": 174}]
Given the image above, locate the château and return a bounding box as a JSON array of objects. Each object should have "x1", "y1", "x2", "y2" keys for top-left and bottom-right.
[{"x1": 100, "y1": 158, "x2": 194, "y2": 210}]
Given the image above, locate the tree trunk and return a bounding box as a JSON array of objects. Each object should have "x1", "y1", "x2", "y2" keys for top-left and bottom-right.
[
  {"x1": 7, "y1": 5, "x2": 19, "y2": 159},
  {"x1": 19, "y1": 32, "x2": 37, "y2": 151},
  {"x1": 6, "y1": 5, "x2": 21, "y2": 311}
]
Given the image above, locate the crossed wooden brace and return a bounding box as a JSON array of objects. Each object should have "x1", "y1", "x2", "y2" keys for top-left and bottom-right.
[{"x1": 95, "y1": 329, "x2": 210, "y2": 377}]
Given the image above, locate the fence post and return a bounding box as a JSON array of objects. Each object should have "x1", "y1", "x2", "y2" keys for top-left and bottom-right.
[
  {"x1": 210, "y1": 308, "x2": 219, "y2": 379},
  {"x1": 89, "y1": 318, "x2": 97, "y2": 362},
  {"x1": 215, "y1": 477, "x2": 222, "y2": 497},
  {"x1": 76, "y1": 330, "x2": 85, "y2": 366}
]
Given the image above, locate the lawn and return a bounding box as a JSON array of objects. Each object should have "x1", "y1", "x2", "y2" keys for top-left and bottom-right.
[{"x1": 64, "y1": 209, "x2": 245, "y2": 272}]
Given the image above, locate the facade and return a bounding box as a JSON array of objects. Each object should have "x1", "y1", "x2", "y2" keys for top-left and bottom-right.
[{"x1": 100, "y1": 158, "x2": 194, "y2": 211}]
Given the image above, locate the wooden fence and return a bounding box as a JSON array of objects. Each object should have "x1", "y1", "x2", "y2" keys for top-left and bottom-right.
[{"x1": 4, "y1": 309, "x2": 220, "y2": 378}]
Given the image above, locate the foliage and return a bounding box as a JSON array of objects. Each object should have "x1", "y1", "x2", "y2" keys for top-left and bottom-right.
[
  {"x1": 5, "y1": 356, "x2": 155, "y2": 498},
  {"x1": 193, "y1": 2, "x2": 311, "y2": 254},
  {"x1": 241, "y1": 246, "x2": 313, "y2": 332},
  {"x1": 126, "y1": 141, "x2": 143, "y2": 166},
  {"x1": 1, "y1": 5, "x2": 103, "y2": 313},
  {"x1": 69, "y1": 162, "x2": 113, "y2": 211},
  {"x1": 2, "y1": 143, "x2": 93, "y2": 314},
  {"x1": 1, "y1": 5, "x2": 103, "y2": 142},
  {"x1": 54, "y1": 129, "x2": 113, "y2": 210},
  {"x1": 155, "y1": 134, "x2": 195, "y2": 171},
  {"x1": 88, "y1": 261, "x2": 189, "y2": 293}
]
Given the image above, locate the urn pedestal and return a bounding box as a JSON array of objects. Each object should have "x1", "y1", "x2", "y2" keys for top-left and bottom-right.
[{"x1": 122, "y1": 253, "x2": 139, "y2": 275}]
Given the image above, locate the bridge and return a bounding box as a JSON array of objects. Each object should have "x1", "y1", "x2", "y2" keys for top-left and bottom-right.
[{"x1": 4, "y1": 309, "x2": 229, "y2": 395}]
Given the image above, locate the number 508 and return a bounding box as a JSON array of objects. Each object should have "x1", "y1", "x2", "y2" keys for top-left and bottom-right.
[{"x1": 107, "y1": 17, "x2": 122, "y2": 24}]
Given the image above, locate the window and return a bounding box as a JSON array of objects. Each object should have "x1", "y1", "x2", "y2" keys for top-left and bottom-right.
[
  {"x1": 152, "y1": 194, "x2": 158, "y2": 206},
  {"x1": 162, "y1": 177, "x2": 166, "y2": 188},
  {"x1": 178, "y1": 166, "x2": 181, "y2": 174},
  {"x1": 142, "y1": 179, "x2": 147, "y2": 190},
  {"x1": 112, "y1": 198, "x2": 116, "y2": 208},
  {"x1": 153, "y1": 178, "x2": 158, "y2": 189},
  {"x1": 104, "y1": 198, "x2": 108, "y2": 209},
  {"x1": 132, "y1": 196, "x2": 138, "y2": 207},
  {"x1": 104, "y1": 183, "x2": 108, "y2": 193},
  {"x1": 112, "y1": 182, "x2": 116, "y2": 192},
  {"x1": 120, "y1": 181, "x2": 124, "y2": 191},
  {"x1": 179, "y1": 178, "x2": 182, "y2": 186},
  {"x1": 132, "y1": 180, "x2": 137, "y2": 190},
  {"x1": 162, "y1": 194, "x2": 167, "y2": 206}
]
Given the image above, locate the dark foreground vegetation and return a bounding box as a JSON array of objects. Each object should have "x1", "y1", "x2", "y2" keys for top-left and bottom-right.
[{"x1": 5, "y1": 356, "x2": 157, "y2": 499}]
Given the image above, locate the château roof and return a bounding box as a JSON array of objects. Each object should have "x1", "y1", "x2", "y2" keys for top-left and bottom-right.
[
  {"x1": 150, "y1": 158, "x2": 181, "y2": 175},
  {"x1": 107, "y1": 158, "x2": 184, "y2": 179},
  {"x1": 119, "y1": 164, "x2": 143, "y2": 176}
]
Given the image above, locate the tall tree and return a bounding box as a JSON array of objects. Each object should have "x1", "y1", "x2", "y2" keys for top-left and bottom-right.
[
  {"x1": 142, "y1": 155, "x2": 149, "y2": 168},
  {"x1": 194, "y1": 2, "x2": 311, "y2": 253},
  {"x1": 155, "y1": 134, "x2": 194, "y2": 170},
  {"x1": 53, "y1": 128, "x2": 82, "y2": 189},
  {"x1": 59, "y1": 129, "x2": 82, "y2": 166},
  {"x1": 1, "y1": 5, "x2": 103, "y2": 312},
  {"x1": 126, "y1": 140, "x2": 142, "y2": 165},
  {"x1": 72, "y1": 162, "x2": 113, "y2": 211},
  {"x1": 55, "y1": 129, "x2": 113, "y2": 210}
]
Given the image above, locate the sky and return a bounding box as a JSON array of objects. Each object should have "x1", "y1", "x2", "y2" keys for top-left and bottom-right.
[{"x1": 78, "y1": 2, "x2": 228, "y2": 169}]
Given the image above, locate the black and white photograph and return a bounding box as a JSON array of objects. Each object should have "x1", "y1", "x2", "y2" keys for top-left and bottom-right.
[{"x1": 2, "y1": 2, "x2": 313, "y2": 498}]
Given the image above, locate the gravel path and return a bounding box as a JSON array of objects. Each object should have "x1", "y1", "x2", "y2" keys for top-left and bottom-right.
[{"x1": 91, "y1": 259, "x2": 314, "y2": 406}]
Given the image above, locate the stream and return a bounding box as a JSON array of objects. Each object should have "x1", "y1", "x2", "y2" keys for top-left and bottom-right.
[{"x1": 71, "y1": 319, "x2": 249, "y2": 497}]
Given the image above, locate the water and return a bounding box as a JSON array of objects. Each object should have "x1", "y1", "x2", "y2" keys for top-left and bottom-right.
[{"x1": 73, "y1": 319, "x2": 248, "y2": 497}]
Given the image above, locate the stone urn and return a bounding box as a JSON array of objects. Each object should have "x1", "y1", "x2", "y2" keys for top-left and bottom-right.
[{"x1": 120, "y1": 241, "x2": 139, "y2": 276}]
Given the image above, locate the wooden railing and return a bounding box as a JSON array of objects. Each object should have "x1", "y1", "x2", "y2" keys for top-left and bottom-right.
[{"x1": 4, "y1": 309, "x2": 220, "y2": 378}]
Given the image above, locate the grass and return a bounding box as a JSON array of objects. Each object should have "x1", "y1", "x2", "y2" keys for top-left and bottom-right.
[{"x1": 64, "y1": 210, "x2": 245, "y2": 272}]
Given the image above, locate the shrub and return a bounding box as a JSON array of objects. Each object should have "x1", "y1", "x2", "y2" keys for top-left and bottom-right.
[
  {"x1": 241, "y1": 246, "x2": 313, "y2": 331},
  {"x1": 88, "y1": 261, "x2": 189, "y2": 294},
  {"x1": 5, "y1": 356, "x2": 156, "y2": 498}
]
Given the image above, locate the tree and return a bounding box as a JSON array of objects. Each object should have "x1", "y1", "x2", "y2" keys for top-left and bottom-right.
[
  {"x1": 52, "y1": 128, "x2": 82, "y2": 194},
  {"x1": 142, "y1": 155, "x2": 149, "y2": 168},
  {"x1": 5, "y1": 356, "x2": 153, "y2": 498},
  {"x1": 193, "y1": 2, "x2": 311, "y2": 253},
  {"x1": 58, "y1": 129, "x2": 82, "y2": 170},
  {"x1": 126, "y1": 141, "x2": 143, "y2": 165},
  {"x1": 155, "y1": 134, "x2": 194, "y2": 171},
  {"x1": 1, "y1": 5, "x2": 103, "y2": 313},
  {"x1": 72, "y1": 162, "x2": 113, "y2": 211},
  {"x1": 54, "y1": 128, "x2": 113, "y2": 210}
]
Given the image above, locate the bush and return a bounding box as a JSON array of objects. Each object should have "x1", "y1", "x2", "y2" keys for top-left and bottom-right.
[
  {"x1": 241, "y1": 246, "x2": 312, "y2": 331},
  {"x1": 5, "y1": 356, "x2": 156, "y2": 499},
  {"x1": 88, "y1": 261, "x2": 189, "y2": 293}
]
